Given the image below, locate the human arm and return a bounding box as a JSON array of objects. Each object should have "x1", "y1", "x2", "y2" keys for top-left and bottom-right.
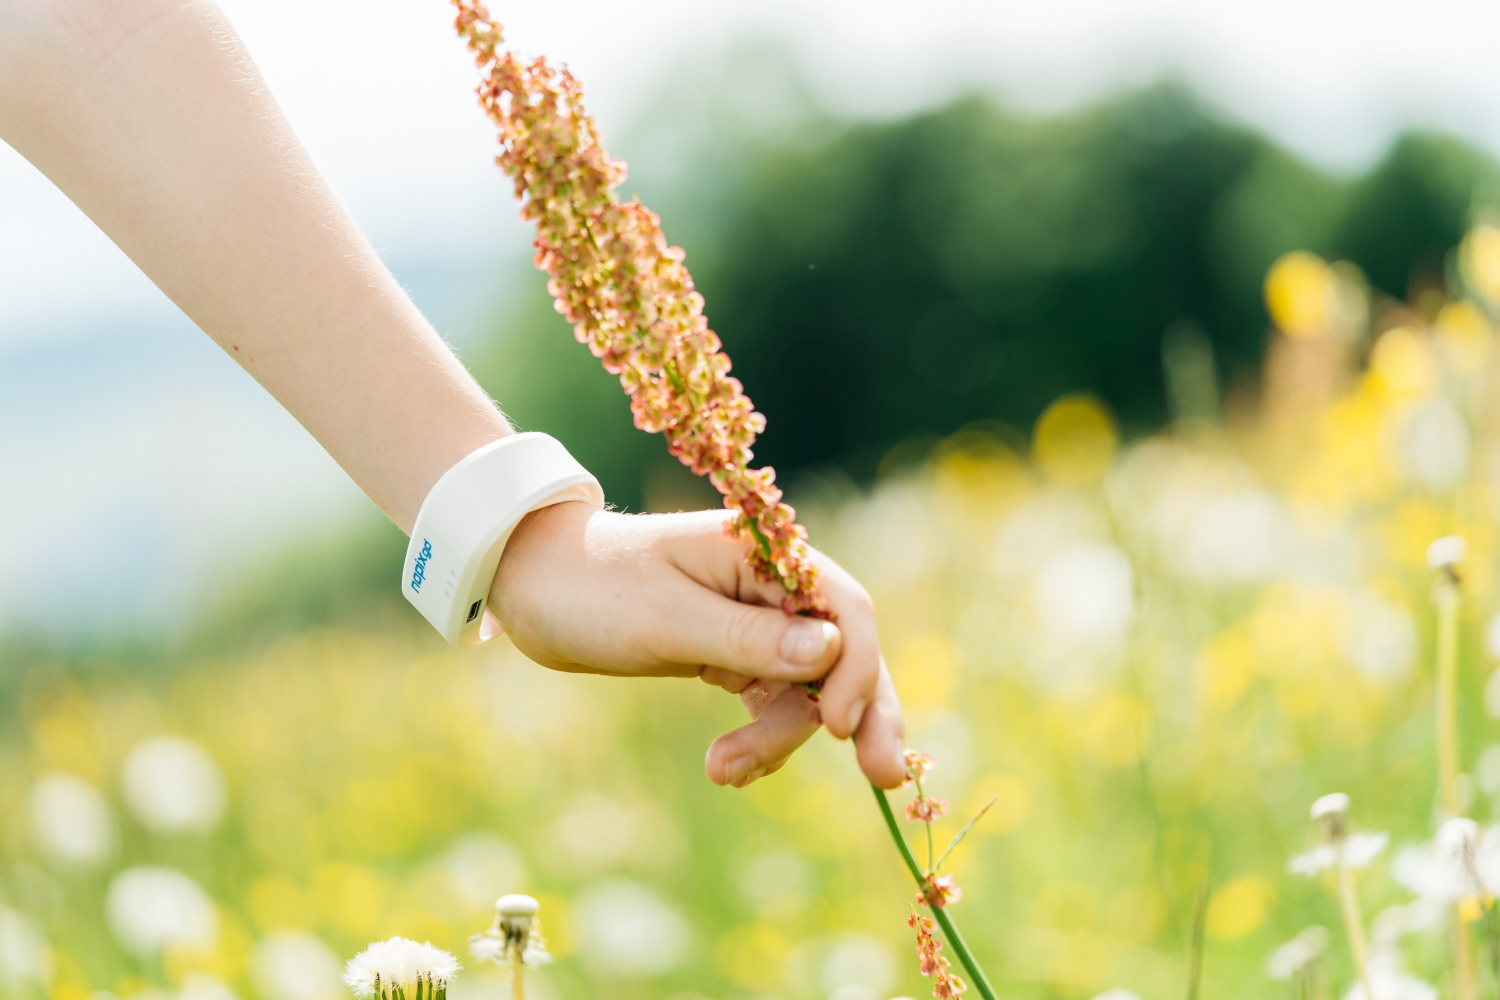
[{"x1": 0, "y1": 0, "x2": 906, "y2": 786}]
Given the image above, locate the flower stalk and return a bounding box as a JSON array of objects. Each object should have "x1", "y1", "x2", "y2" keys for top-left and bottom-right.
[
  {"x1": 875, "y1": 785, "x2": 996, "y2": 1000},
  {"x1": 470, "y1": 894, "x2": 552, "y2": 1000},
  {"x1": 1428, "y1": 536, "x2": 1476, "y2": 998}
]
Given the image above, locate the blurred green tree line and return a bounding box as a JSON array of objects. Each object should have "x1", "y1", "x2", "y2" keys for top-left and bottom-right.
[
  {"x1": 475, "y1": 84, "x2": 1500, "y2": 508},
  {"x1": 86, "y1": 82, "x2": 1496, "y2": 651}
]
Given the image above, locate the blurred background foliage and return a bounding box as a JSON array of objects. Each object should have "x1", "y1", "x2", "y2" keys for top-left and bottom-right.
[
  {"x1": 8, "y1": 77, "x2": 1500, "y2": 1000},
  {"x1": 475, "y1": 84, "x2": 1500, "y2": 508}
]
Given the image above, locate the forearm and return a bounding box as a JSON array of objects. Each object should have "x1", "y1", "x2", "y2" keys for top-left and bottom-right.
[{"x1": 0, "y1": 0, "x2": 509, "y2": 530}]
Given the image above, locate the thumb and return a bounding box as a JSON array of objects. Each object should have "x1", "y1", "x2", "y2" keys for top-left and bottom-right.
[{"x1": 662, "y1": 581, "x2": 843, "y2": 681}]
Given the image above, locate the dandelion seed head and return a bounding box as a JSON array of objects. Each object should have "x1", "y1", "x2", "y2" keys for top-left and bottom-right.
[
  {"x1": 1437, "y1": 816, "x2": 1478, "y2": 851},
  {"x1": 468, "y1": 935, "x2": 504, "y2": 963},
  {"x1": 1266, "y1": 925, "x2": 1328, "y2": 979},
  {"x1": 1427, "y1": 535, "x2": 1466, "y2": 572},
  {"x1": 252, "y1": 932, "x2": 343, "y2": 1000},
  {"x1": 122, "y1": 736, "x2": 227, "y2": 834},
  {"x1": 0, "y1": 906, "x2": 52, "y2": 988},
  {"x1": 105, "y1": 866, "x2": 217, "y2": 955},
  {"x1": 1342, "y1": 947, "x2": 1437, "y2": 1000},
  {"x1": 28, "y1": 773, "x2": 115, "y2": 866},
  {"x1": 1343, "y1": 831, "x2": 1390, "y2": 869},
  {"x1": 343, "y1": 937, "x2": 459, "y2": 997},
  {"x1": 1290, "y1": 845, "x2": 1338, "y2": 876},
  {"x1": 1310, "y1": 792, "x2": 1349, "y2": 820},
  {"x1": 495, "y1": 894, "x2": 540, "y2": 917}
]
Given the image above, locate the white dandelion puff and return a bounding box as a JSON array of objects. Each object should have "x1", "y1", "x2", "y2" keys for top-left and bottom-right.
[
  {"x1": 105, "y1": 866, "x2": 217, "y2": 955},
  {"x1": 1344, "y1": 832, "x2": 1391, "y2": 868},
  {"x1": 1427, "y1": 535, "x2": 1466, "y2": 573},
  {"x1": 343, "y1": 938, "x2": 459, "y2": 999},
  {"x1": 1342, "y1": 947, "x2": 1437, "y2": 1000},
  {"x1": 29, "y1": 773, "x2": 115, "y2": 866},
  {"x1": 0, "y1": 906, "x2": 52, "y2": 989},
  {"x1": 251, "y1": 932, "x2": 343, "y2": 1000},
  {"x1": 1311, "y1": 792, "x2": 1350, "y2": 820},
  {"x1": 470, "y1": 893, "x2": 552, "y2": 968},
  {"x1": 1290, "y1": 846, "x2": 1339, "y2": 876},
  {"x1": 1392, "y1": 818, "x2": 1491, "y2": 903},
  {"x1": 122, "y1": 736, "x2": 227, "y2": 834},
  {"x1": 1267, "y1": 925, "x2": 1329, "y2": 980}
]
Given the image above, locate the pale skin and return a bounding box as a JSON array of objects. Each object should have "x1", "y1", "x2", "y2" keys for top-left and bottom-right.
[{"x1": 0, "y1": 0, "x2": 906, "y2": 788}]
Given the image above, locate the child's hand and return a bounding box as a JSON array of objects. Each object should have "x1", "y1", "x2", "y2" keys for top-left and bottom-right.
[{"x1": 491, "y1": 503, "x2": 907, "y2": 789}]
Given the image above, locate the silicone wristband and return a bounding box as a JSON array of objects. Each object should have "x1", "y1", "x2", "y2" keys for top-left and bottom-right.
[{"x1": 402, "y1": 433, "x2": 604, "y2": 646}]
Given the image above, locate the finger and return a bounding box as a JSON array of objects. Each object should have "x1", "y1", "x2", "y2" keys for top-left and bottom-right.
[
  {"x1": 699, "y1": 666, "x2": 753, "y2": 694},
  {"x1": 853, "y1": 658, "x2": 907, "y2": 788},
  {"x1": 657, "y1": 581, "x2": 844, "y2": 682},
  {"x1": 808, "y1": 557, "x2": 882, "y2": 741},
  {"x1": 705, "y1": 683, "x2": 822, "y2": 787}
]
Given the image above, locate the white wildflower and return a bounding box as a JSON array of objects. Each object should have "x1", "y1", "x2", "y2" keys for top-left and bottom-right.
[
  {"x1": 1342, "y1": 947, "x2": 1437, "y2": 1000},
  {"x1": 1267, "y1": 925, "x2": 1329, "y2": 979},
  {"x1": 1392, "y1": 817, "x2": 1491, "y2": 903},
  {"x1": 1291, "y1": 792, "x2": 1386, "y2": 875},
  {"x1": 178, "y1": 973, "x2": 239, "y2": 1000},
  {"x1": 1427, "y1": 535, "x2": 1466, "y2": 573},
  {"x1": 1091, "y1": 991, "x2": 1143, "y2": 1000},
  {"x1": 1290, "y1": 845, "x2": 1339, "y2": 876},
  {"x1": 1344, "y1": 832, "x2": 1391, "y2": 868},
  {"x1": 574, "y1": 879, "x2": 690, "y2": 977},
  {"x1": 29, "y1": 773, "x2": 115, "y2": 866},
  {"x1": 122, "y1": 736, "x2": 228, "y2": 834},
  {"x1": 251, "y1": 932, "x2": 343, "y2": 1000},
  {"x1": 0, "y1": 906, "x2": 52, "y2": 989},
  {"x1": 471, "y1": 893, "x2": 551, "y2": 967},
  {"x1": 344, "y1": 937, "x2": 459, "y2": 999},
  {"x1": 1311, "y1": 792, "x2": 1350, "y2": 820},
  {"x1": 105, "y1": 866, "x2": 217, "y2": 954},
  {"x1": 1370, "y1": 901, "x2": 1446, "y2": 945}
]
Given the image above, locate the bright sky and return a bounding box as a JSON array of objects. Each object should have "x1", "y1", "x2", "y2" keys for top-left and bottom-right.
[{"x1": 4, "y1": 0, "x2": 1500, "y2": 634}]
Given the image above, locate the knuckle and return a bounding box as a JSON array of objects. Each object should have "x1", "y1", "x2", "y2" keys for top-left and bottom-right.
[{"x1": 724, "y1": 604, "x2": 767, "y2": 666}]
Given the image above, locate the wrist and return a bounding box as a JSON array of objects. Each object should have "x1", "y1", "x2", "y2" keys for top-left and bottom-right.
[
  {"x1": 401, "y1": 434, "x2": 602, "y2": 646},
  {"x1": 487, "y1": 500, "x2": 599, "y2": 621}
]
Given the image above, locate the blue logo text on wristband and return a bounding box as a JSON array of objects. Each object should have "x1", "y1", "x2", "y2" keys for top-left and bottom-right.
[{"x1": 410, "y1": 539, "x2": 433, "y2": 593}]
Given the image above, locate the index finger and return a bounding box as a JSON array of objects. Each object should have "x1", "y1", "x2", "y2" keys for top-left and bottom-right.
[{"x1": 807, "y1": 549, "x2": 885, "y2": 742}]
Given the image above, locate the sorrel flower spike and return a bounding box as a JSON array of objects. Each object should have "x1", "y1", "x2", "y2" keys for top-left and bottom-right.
[
  {"x1": 449, "y1": 10, "x2": 994, "y2": 996},
  {"x1": 451, "y1": 0, "x2": 828, "y2": 619}
]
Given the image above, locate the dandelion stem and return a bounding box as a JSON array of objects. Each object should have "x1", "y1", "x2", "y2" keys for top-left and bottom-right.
[
  {"x1": 510, "y1": 939, "x2": 525, "y2": 1000},
  {"x1": 1436, "y1": 579, "x2": 1462, "y2": 816},
  {"x1": 1185, "y1": 881, "x2": 1208, "y2": 1000},
  {"x1": 1434, "y1": 577, "x2": 1478, "y2": 998},
  {"x1": 1334, "y1": 858, "x2": 1373, "y2": 1000},
  {"x1": 874, "y1": 785, "x2": 997, "y2": 1000},
  {"x1": 933, "y1": 797, "x2": 997, "y2": 874}
]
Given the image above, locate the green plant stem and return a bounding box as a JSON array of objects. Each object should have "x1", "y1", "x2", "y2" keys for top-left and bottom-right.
[
  {"x1": 1185, "y1": 881, "x2": 1208, "y2": 1000},
  {"x1": 874, "y1": 785, "x2": 998, "y2": 1000},
  {"x1": 1434, "y1": 579, "x2": 1477, "y2": 998},
  {"x1": 1335, "y1": 860, "x2": 1373, "y2": 1000},
  {"x1": 934, "y1": 797, "x2": 998, "y2": 873}
]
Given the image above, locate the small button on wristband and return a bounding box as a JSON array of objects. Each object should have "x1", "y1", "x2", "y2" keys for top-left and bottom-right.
[{"x1": 402, "y1": 432, "x2": 604, "y2": 646}]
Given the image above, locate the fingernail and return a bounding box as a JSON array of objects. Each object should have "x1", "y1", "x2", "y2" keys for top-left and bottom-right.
[
  {"x1": 843, "y1": 698, "x2": 867, "y2": 739},
  {"x1": 739, "y1": 767, "x2": 767, "y2": 787},
  {"x1": 780, "y1": 619, "x2": 836, "y2": 666},
  {"x1": 724, "y1": 754, "x2": 756, "y2": 785}
]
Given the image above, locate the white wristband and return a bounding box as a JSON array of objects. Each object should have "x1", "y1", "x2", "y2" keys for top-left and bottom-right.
[{"x1": 402, "y1": 433, "x2": 604, "y2": 646}]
